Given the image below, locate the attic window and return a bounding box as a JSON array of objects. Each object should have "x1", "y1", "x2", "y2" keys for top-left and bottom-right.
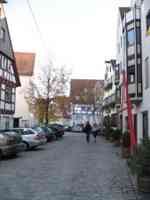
[
  {"x1": 0, "y1": 28, "x2": 5, "y2": 41},
  {"x1": 146, "y1": 10, "x2": 150, "y2": 35}
]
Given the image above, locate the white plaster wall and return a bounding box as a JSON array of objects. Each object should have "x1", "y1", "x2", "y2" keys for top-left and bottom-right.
[
  {"x1": 15, "y1": 76, "x2": 36, "y2": 127},
  {"x1": 138, "y1": 0, "x2": 150, "y2": 139}
]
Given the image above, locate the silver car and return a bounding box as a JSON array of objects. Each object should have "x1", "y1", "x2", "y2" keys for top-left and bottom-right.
[{"x1": 11, "y1": 128, "x2": 47, "y2": 150}]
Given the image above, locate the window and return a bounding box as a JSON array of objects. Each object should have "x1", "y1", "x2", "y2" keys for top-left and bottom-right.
[
  {"x1": 5, "y1": 86, "x2": 12, "y2": 103},
  {"x1": 146, "y1": 10, "x2": 150, "y2": 34},
  {"x1": 134, "y1": 114, "x2": 137, "y2": 143},
  {"x1": 136, "y1": 27, "x2": 141, "y2": 44},
  {"x1": 2, "y1": 56, "x2": 6, "y2": 69},
  {"x1": 143, "y1": 111, "x2": 149, "y2": 139},
  {"x1": 116, "y1": 89, "x2": 120, "y2": 98},
  {"x1": 125, "y1": 116, "x2": 128, "y2": 130},
  {"x1": 0, "y1": 55, "x2": 2, "y2": 68},
  {"x1": 5, "y1": 117, "x2": 10, "y2": 129},
  {"x1": 145, "y1": 57, "x2": 149, "y2": 89},
  {"x1": 127, "y1": 29, "x2": 135, "y2": 46},
  {"x1": 117, "y1": 43, "x2": 120, "y2": 53},
  {"x1": 120, "y1": 36, "x2": 122, "y2": 48},
  {"x1": 128, "y1": 74, "x2": 135, "y2": 83},
  {"x1": 0, "y1": 28, "x2": 5, "y2": 41}
]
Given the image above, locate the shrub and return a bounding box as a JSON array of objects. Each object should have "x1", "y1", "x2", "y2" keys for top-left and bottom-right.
[
  {"x1": 128, "y1": 138, "x2": 150, "y2": 177},
  {"x1": 122, "y1": 130, "x2": 130, "y2": 148},
  {"x1": 112, "y1": 128, "x2": 122, "y2": 141},
  {"x1": 103, "y1": 116, "x2": 112, "y2": 139}
]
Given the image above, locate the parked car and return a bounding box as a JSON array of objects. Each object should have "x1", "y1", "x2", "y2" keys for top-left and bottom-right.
[
  {"x1": 0, "y1": 130, "x2": 23, "y2": 158},
  {"x1": 9, "y1": 128, "x2": 47, "y2": 150},
  {"x1": 33, "y1": 127, "x2": 56, "y2": 142},
  {"x1": 71, "y1": 124, "x2": 83, "y2": 132},
  {"x1": 64, "y1": 125, "x2": 72, "y2": 132},
  {"x1": 48, "y1": 124, "x2": 64, "y2": 138}
]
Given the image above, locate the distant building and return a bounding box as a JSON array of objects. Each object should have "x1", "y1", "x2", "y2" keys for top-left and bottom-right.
[
  {"x1": 54, "y1": 96, "x2": 71, "y2": 125},
  {"x1": 14, "y1": 52, "x2": 36, "y2": 128},
  {"x1": 70, "y1": 79, "x2": 104, "y2": 125},
  {"x1": 0, "y1": 4, "x2": 20, "y2": 129}
]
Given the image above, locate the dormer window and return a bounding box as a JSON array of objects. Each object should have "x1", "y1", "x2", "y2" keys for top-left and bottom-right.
[
  {"x1": 146, "y1": 10, "x2": 150, "y2": 35},
  {"x1": 0, "y1": 28, "x2": 5, "y2": 41}
]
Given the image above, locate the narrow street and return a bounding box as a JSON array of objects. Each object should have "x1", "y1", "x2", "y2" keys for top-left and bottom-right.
[{"x1": 0, "y1": 133, "x2": 140, "y2": 200}]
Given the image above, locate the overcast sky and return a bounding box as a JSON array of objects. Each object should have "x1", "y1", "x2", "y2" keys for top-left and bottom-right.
[{"x1": 5, "y1": 0, "x2": 130, "y2": 80}]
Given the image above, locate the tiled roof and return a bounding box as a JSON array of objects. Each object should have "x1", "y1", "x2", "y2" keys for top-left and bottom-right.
[
  {"x1": 15, "y1": 52, "x2": 36, "y2": 76},
  {"x1": 70, "y1": 79, "x2": 104, "y2": 104}
]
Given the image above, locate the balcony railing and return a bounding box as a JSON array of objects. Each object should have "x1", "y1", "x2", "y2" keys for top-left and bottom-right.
[
  {"x1": 128, "y1": 83, "x2": 136, "y2": 95},
  {"x1": 103, "y1": 94, "x2": 116, "y2": 108},
  {"x1": 128, "y1": 83, "x2": 142, "y2": 103}
]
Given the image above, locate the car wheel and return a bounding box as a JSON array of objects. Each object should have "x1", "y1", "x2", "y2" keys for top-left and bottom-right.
[{"x1": 23, "y1": 142, "x2": 29, "y2": 151}]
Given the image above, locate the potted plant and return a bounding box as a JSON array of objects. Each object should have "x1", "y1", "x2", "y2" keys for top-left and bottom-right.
[
  {"x1": 128, "y1": 138, "x2": 150, "y2": 192},
  {"x1": 121, "y1": 130, "x2": 130, "y2": 158}
]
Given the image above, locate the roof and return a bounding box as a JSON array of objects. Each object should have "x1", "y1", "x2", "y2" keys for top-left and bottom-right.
[
  {"x1": 15, "y1": 52, "x2": 36, "y2": 76},
  {"x1": 0, "y1": 9, "x2": 21, "y2": 87},
  {"x1": 70, "y1": 79, "x2": 104, "y2": 104},
  {"x1": 119, "y1": 7, "x2": 131, "y2": 20}
]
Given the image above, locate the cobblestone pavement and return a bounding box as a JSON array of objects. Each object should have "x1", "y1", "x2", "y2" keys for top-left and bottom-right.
[{"x1": 0, "y1": 132, "x2": 146, "y2": 200}]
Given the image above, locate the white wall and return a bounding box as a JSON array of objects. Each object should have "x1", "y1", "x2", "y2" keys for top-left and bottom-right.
[
  {"x1": 15, "y1": 76, "x2": 36, "y2": 127},
  {"x1": 138, "y1": 0, "x2": 150, "y2": 139}
]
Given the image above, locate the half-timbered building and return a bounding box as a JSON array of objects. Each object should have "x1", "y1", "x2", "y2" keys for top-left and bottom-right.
[{"x1": 0, "y1": 3, "x2": 20, "y2": 129}]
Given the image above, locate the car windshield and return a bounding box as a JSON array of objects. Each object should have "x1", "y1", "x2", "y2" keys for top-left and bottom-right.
[
  {"x1": 12, "y1": 129, "x2": 23, "y2": 135},
  {"x1": 24, "y1": 129, "x2": 35, "y2": 135},
  {"x1": 33, "y1": 127, "x2": 42, "y2": 133},
  {"x1": 47, "y1": 127, "x2": 53, "y2": 133}
]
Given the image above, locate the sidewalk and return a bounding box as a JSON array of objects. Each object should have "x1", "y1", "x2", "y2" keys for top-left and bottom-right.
[{"x1": 109, "y1": 137, "x2": 150, "y2": 200}]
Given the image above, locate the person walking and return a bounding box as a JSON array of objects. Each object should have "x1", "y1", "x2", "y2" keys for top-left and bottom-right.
[
  {"x1": 84, "y1": 121, "x2": 92, "y2": 143},
  {"x1": 92, "y1": 123, "x2": 98, "y2": 143}
]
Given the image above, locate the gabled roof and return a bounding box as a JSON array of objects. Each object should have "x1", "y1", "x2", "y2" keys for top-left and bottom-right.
[
  {"x1": 15, "y1": 52, "x2": 36, "y2": 76},
  {"x1": 70, "y1": 79, "x2": 104, "y2": 104},
  {"x1": 119, "y1": 7, "x2": 131, "y2": 20},
  {"x1": 0, "y1": 5, "x2": 20, "y2": 87}
]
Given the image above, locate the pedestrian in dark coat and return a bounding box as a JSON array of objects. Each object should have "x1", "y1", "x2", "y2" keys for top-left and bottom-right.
[
  {"x1": 84, "y1": 121, "x2": 92, "y2": 143},
  {"x1": 92, "y1": 123, "x2": 98, "y2": 143}
]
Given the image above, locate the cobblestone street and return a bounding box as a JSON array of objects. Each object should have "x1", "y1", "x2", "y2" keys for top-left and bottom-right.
[{"x1": 0, "y1": 132, "x2": 145, "y2": 200}]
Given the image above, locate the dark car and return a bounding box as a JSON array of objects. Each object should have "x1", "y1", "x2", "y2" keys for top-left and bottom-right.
[
  {"x1": 64, "y1": 125, "x2": 72, "y2": 132},
  {"x1": 48, "y1": 124, "x2": 64, "y2": 138},
  {"x1": 34, "y1": 127, "x2": 56, "y2": 142}
]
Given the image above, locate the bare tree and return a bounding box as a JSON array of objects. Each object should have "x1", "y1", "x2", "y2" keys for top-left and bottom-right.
[{"x1": 26, "y1": 63, "x2": 70, "y2": 125}]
